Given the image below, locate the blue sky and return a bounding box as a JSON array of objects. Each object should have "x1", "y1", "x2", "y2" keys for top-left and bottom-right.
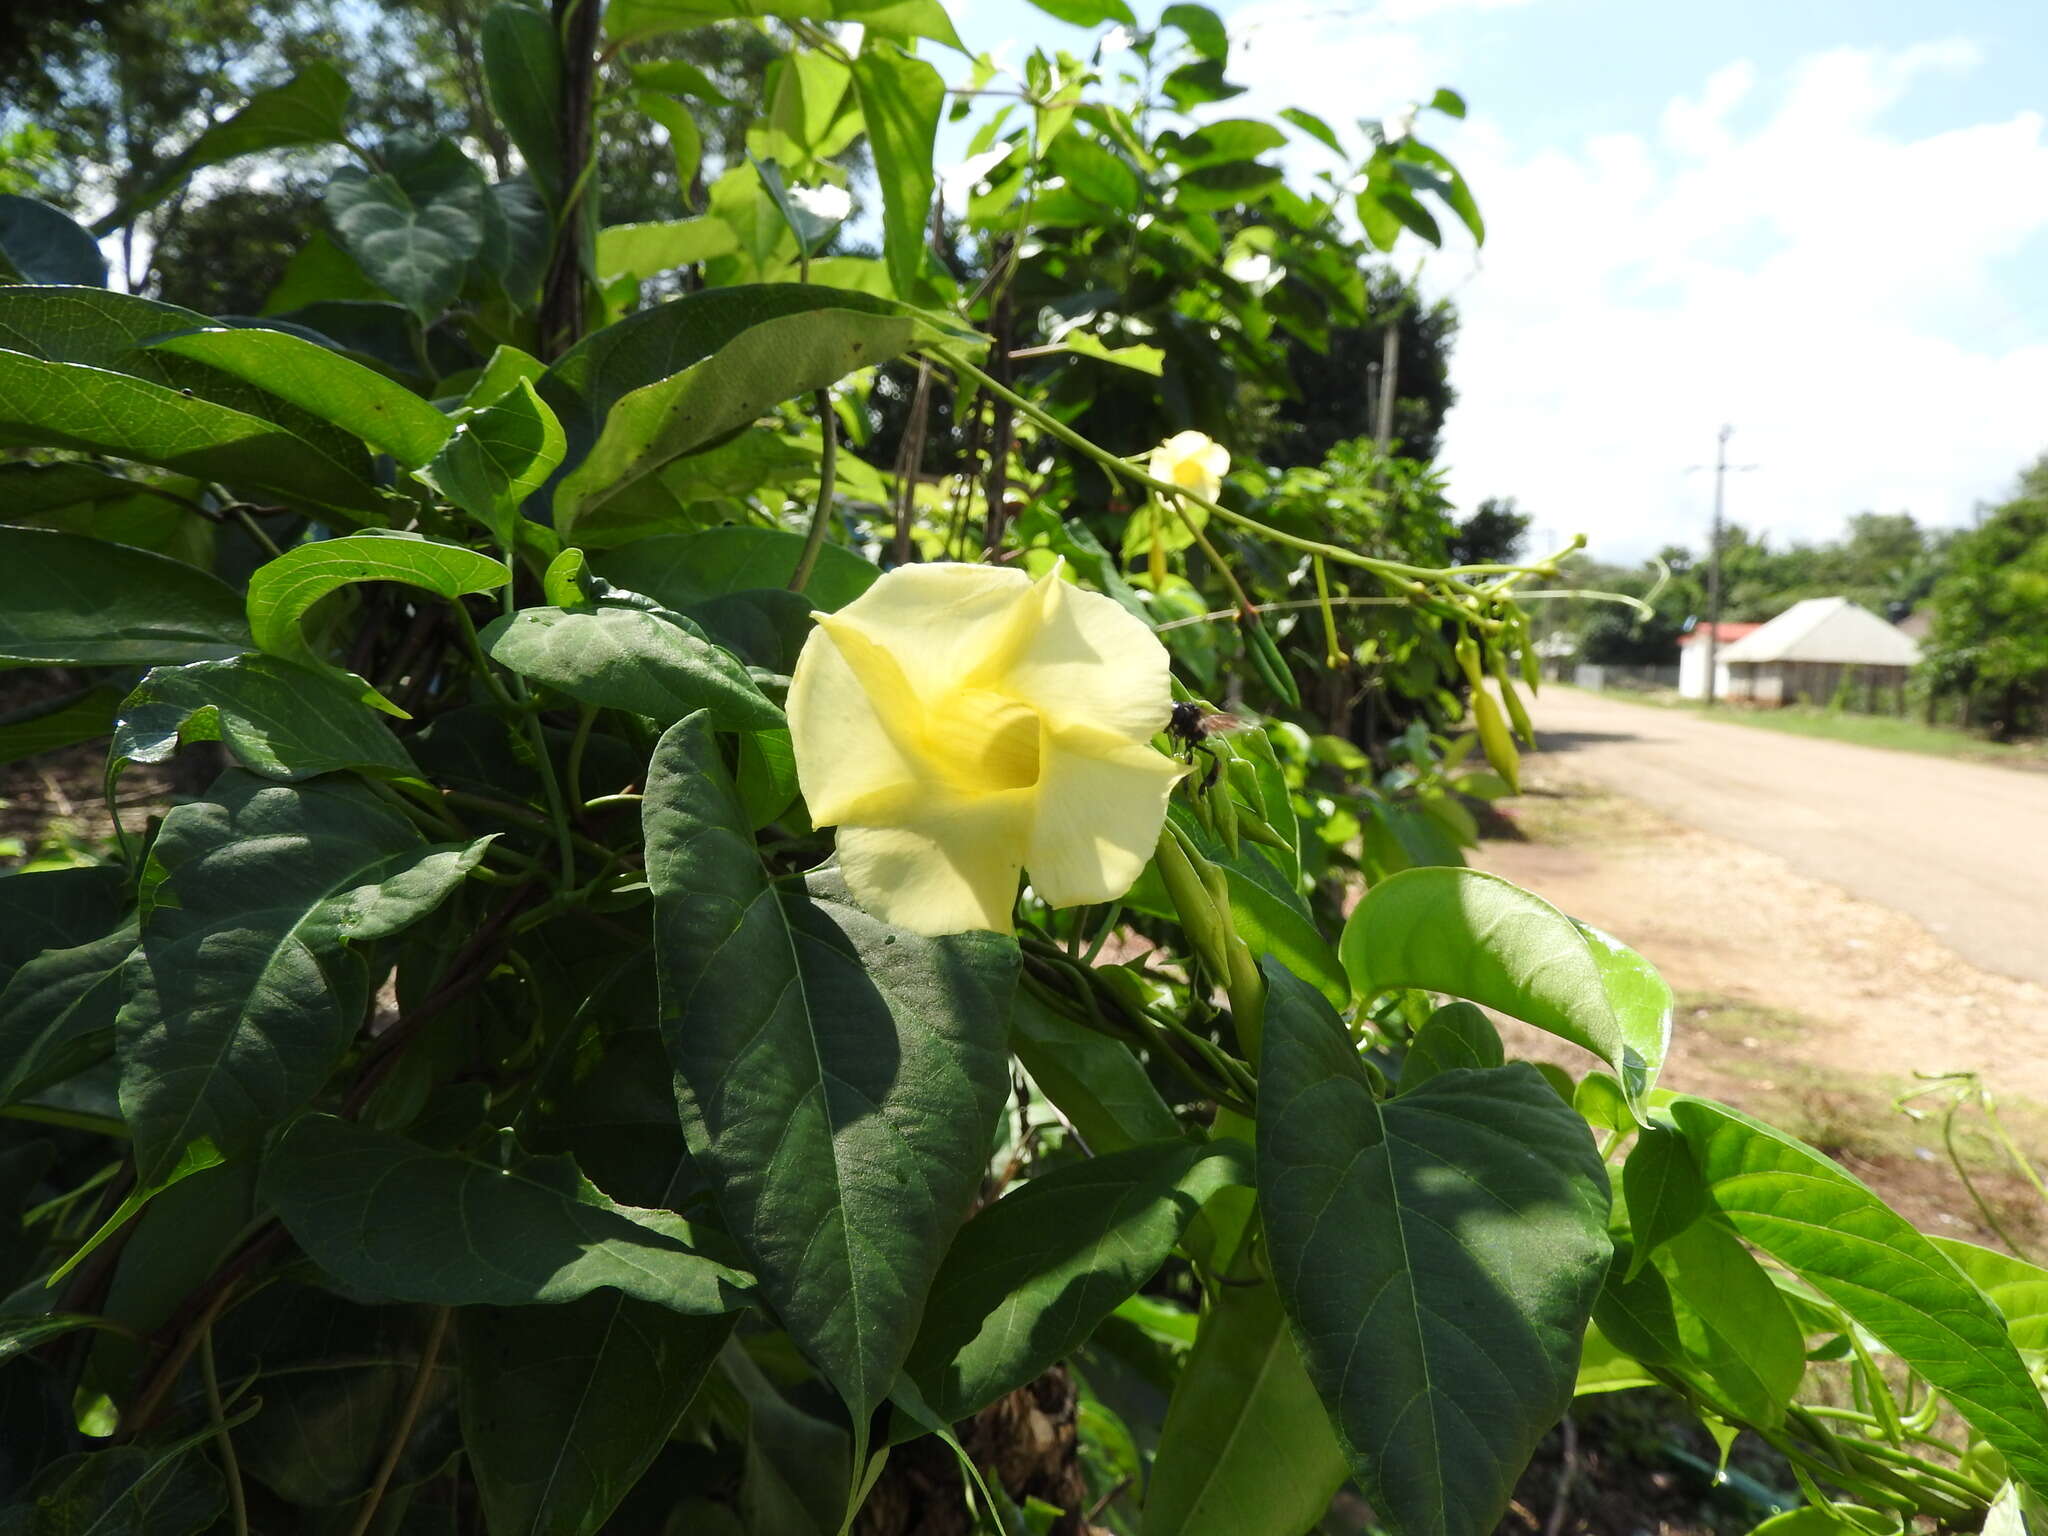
[{"x1": 934, "y1": 0, "x2": 2048, "y2": 563}]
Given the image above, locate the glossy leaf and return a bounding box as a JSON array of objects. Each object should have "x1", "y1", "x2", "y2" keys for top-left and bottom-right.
[
  {"x1": 0, "y1": 195, "x2": 106, "y2": 285},
  {"x1": 428, "y1": 377, "x2": 566, "y2": 543},
  {"x1": 460, "y1": 1294, "x2": 735, "y2": 1536},
  {"x1": 1341, "y1": 866, "x2": 1671, "y2": 1113},
  {"x1": 1399, "y1": 999, "x2": 1502, "y2": 1091},
  {"x1": 1621, "y1": 1126, "x2": 1710, "y2": 1277},
  {"x1": 148, "y1": 325, "x2": 452, "y2": 467},
  {"x1": 112, "y1": 654, "x2": 416, "y2": 783},
  {"x1": 245, "y1": 531, "x2": 508, "y2": 713},
  {"x1": 1655, "y1": 1221, "x2": 1807, "y2": 1425},
  {"x1": 483, "y1": 3, "x2": 566, "y2": 205},
  {"x1": 1258, "y1": 961, "x2": 1611, "y2": 1536},
  {"x1": 851, "y1": 40, "x2": 945, "y2": 298},
  {"x1": 118, "y1": 773, "x2": 487, "y2": 1182},
  {"x1": 481, "y1": 602, "x2": 783, "y2": 729},
  {"x1": 595, "y1": 525, "x2": 878, "y2": 613},
  {"x1": 1010, "y1": 989, "x2": 1178, "y2": 1153},
  {"x1": 907, "y1": 1139, "x2": 1249, "y2": 1422},
  {"x1": 644, "y1": 712, "x2": 1017, "y2": 1425},
  {"x1": 1141, "y1": 1276, "x2": 1348, "y2": 1536},
  {"x1": 1930, "y1": 1238, "x2": 2048, "y2": 1354},
  {"x1": 265, "y1": 1115, "x2": 754, "y2": 1311},
  {"x1": 1669, "y1": 1095, "x2": 2048, "y2": 1491},
  {"x1": 0, "y1": 527, "x2": 250, "y2": 669}
]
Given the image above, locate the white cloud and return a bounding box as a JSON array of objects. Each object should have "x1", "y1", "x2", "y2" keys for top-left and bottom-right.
[{"x1": 1228, "y1": 19, "x2": 2048, "y2": 562}]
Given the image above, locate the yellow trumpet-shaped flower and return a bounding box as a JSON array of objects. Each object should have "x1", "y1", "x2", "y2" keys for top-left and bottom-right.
[
  {"x1": 1148, "y1": 430, "x2": 1231, "y2": 504},
  {"x1": 787, "y1": 563, "x2": 1187, "y2": 937}
]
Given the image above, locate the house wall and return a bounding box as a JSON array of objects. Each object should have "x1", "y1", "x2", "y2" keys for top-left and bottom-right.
[
  {"x1": 1730, "y1": 661, "x2": 1910, "y2": 710},
  {"x1": 1677, "y1": 644, "x2": 1734, "y2": 700}
]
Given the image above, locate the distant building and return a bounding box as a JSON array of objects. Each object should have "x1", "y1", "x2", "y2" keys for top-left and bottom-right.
[
  {"x1": 1676, "y1": 621, "x2": 1764, "y2": 700},
  {"x1": 1717, "y1": 597, "x2": 1922, "y2": 708}
]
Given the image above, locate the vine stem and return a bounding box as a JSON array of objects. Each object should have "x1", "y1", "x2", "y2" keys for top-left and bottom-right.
[
  {"x1": 201, "y1": 1326, "x2": 248, "y2": 1536},
  {"x1": 929, "y1": 348, "x2": 1572, "y2": 596},
  {"x1": 347, "y1": 1306, "x2": 451, "y2": 1536},
  {"x1": 789, "y1": 389, "x2": 839, "y2": 593}
]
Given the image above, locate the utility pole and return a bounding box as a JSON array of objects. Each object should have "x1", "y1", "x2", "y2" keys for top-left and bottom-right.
[{"x1": 1692, "y1": 425, "x2": 1758, "y2": 707}]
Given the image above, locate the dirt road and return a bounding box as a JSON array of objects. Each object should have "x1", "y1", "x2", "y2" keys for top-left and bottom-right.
[{"x1": 1520, "y1": 688, "x2": 2048, "y2": 987}]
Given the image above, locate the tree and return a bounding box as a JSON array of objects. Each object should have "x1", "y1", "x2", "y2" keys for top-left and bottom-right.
[
  {"x1": 1922, "y1": 460, "x2": 2048, "y2": 737},
  {"x1": 1449, "y1": 495, "x2": 1529, "y2": 566}
]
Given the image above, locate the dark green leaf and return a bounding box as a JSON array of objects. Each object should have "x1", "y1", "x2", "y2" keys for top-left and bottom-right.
[
  {"x1": 595, "y1": 525, "x2": 877, "y2": 613},
  {"x1": 1174, "y1": 161, "x2": 1283, "y2": 213},
  {"x1": 1010, "y1": 989, "x2": 1178, "y2": 1153},
  {"x1": 1160, "y1": 60, "x2": 1244, "y2": 111},
  {"x1": 1279, "y1": 107, "x2": 1343, "y2": 154},
  {"x1": 1340, "y1": 866, "x2": 1671, "y2": 1113},
  {"x1": 327, "y1": 141, "x2": 490, "y2": 322},
  {"x1": 1159, "y1": 120, "x2": 1286, "y2": 169},
  {"x1": 461, "y1": 1295, "x2": 733, "y2": 1536},
  {"x1": 245, "y1": 531, "x2": 508, "y2": 714},
  {"x1": 1399, "y1": 999, "x2": 1502, "y2": 1091},
  {"x1": 1621, "y1": 1126, "x2": 1709, "y2": 1276},
  {"x1": 148, "y1": 325, "x2": 452, "y2": 467},
  {"x1": 1258, "y1": 961, "x2": 1611, "y2": 1536},
  {"x1": 1670, "y1": 1095, "x2": 2048, "y2": 1491},
  {"x1": 484, "y1": 3, "x2": 566, "y2": 205},
  {"x1": 1020, "y1": 0, "x2": 1134, "y2": 21},
  {"x1": 0, "y1": 685, "x2": 122, "y2": 766},
  {"x1": 118, "y1": 773, "x2": 487, "y2": 1182},
  {"x1": 1049, "y1": 134, "x2": 1140, "y2": 211},
  {"x1": 907, "y1": 1139, "x2": 1248, "y2": 1423},
  {"x1": 264, "y1": 1115, "x2": 754, "y2": 1311},
  {"x1": 0, "y1": 919, "x2": 134, "y2": 1105},
  {"x1": 112, "y1": 654, "x2": 416, "y2": 782},
  {"x1": 549, "y1": 288, "x2": 920, "y2": 525},
  {"x1": 0, "y1": 865, "x2": 125, "y2": 985},
  {"x1": 0, "y1": 1445, "x2": 222, "y2": 1536},
  {"x1": 0, "y1": 196, "x2": 106, "y2": 285},
  {"x1": 1161, "y1": 3, "x2": 1226, "y2": 59},
  {"x1": 1141, "y1": 1276, "x2": 1347, "y2": 1536},
  {"x1": 0, "y1": 527, "x2": 250, "y2": 669},
  {"x1": 481, "y1": 602, "x2": 782, "y2": 729},
  {"x1": 644, "y1": 712, "x2": 1017, "y2": 1425}
]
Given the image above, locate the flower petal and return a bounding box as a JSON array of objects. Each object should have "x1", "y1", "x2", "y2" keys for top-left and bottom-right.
[
  {"x1": 836, "y1": 793, "x2": 1032, "y2": 936},
  {"x1": 1025, "y1": 729, "x2": 1186, "y2": 908},
  {"x1": 788, "y1": 623, "x2": 926, "y2": 827},
  {"x1": 994, "y1": 571, "x2": 1174, "y2": 744},
  {"x1": 820, "y1": 563, "x2": 1035, "y2": 707}
]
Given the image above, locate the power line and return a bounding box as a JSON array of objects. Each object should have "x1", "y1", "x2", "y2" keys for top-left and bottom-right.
[{"x1": 1686, "y1": 425, "x2": 1760, "y2": 708}]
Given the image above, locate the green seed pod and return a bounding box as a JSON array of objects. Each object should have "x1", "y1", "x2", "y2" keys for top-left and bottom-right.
[
  {"x1": 1237, "y1": 611, "x2": 1302, "y2": 709},
  {"x1": 1212, "y1": 775, "x2": 1240, "y2": 857},
  {"x1": 1155, "y1": 824, "x2": 1231, "y2": 984},
  {"x1": 1470, "y1": 681, "x2": 1521, "y2": 794},
  {"x1": 1490, "y1": 648, "x2": 1535, "y2": 745}
]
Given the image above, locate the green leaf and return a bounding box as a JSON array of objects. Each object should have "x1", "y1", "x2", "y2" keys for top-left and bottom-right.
[
  {"x1": 245, "y1": 531, "x2": 509, "y2": 714},
  {"x1": 1340, "y1": 866, "x2": 1671, "y2": 1114},
  {"x1": 1020, "y1": 0, "x2": 1134, "y2": 24},
  {"x1": 112, "y1": 654, "x2": 416, "y2": 783},
  {"x1": 484, "y1": 3, "x2": 566, "y2": 206},
  {"x1": 1429, "y1": 87, "x2": 1467, "y2": 119},
  {"x1": 606, "y1": 0, "x2": 963, "y2": 52},
  {"x1": 644, "y1": 712, "x2": 1018, "y2": 1426},
  {"x1": 849, "y1": 39, "x2": 944, "y2": 297},
  {"x1": 1161, "y1": 3, "x2": 1227, "y2": 59},
  {"x1": 1010, "y1": 989, "x2": 1178, "y2": 1153},
  {"x1": 1141, "y1": 1276, "x2": 1348, "y2": 1536},
  {"x1": 1641, "y1": 1221, "x2": 1806, "y2": 1426},
  {"x1": 0, "y1": 1445, "x2": 222, "y2": 1536},
  {"x1": 147, "y1": 325, "x2": 452, "y2": 467},
  {"x1": 261, "y1": 229, "x2": 389, "y2": 313},
  {"x1": 0, "y1": 351, "x2": 382, "y2": 516},
  {"x1": 1161, "y1": 59, "x2": 1244, "y2": 111},
  {"x1": 1621, "y1": 1126, "x2": 1710, "y2": 1277},
  {"x1": 481, "y1": 602, "x2": 782, "y2": 730},
  {"x1": 107, "y1": 61, "x2": 353, "y2": 231},
  {"x1": 593, "y1": 218, "x2": 740, "y2": 283},
  {"x1": 1669, "y1": 1095, "x2": 2048, "y2": 1492},
  {"x1": 1056, "y1": 332, "x2": 1165, "y2": 374},
  {"x1": 326, "y1": 142, "x2": 489, "y2": 322},
  {"x1": 117, "y1": 773, "x2": 488, "y2": 1182},
  {"x1": 463, "y1": 343, "x2": 547, "y2": 409},
  {"x1": 1258, "y1": 960, "x2": 1612, "y2": 1536},
  {"x1": 0, "y1": 195, "x2": 106, "y2": 285},
  {"x1": 1931, "y1": 1238, "x2": 2048, "y2": 1354},
  {"x1": 266, "y1": 1114, "x2": 752, "y2": 1311},
  {"x1": 460, "y1": 1294, "x2": 735, "y2": 1536},
  {"x1": 1397, "y1": 142, "x2": 1484, "y2": 245},
  {"x1": 428, "y1": 377, "x2": 566, "y2": 543},
  {"x1": 907, "y1": 1139, "x2": 1249, "y2": 1423},
  {"x1": 595, "y1": 525, "x2": 877, "y2": 612},
  {"x1": 0, "y1": 685, "x2": 122, "y2": 766},
  {"x1": 1169, "y1": 803, "x2": 1345, "y2": 1010},
  {"x1": 0, "y1": 527, "x2": 250, "y2": 669},
  {"x1": 1748, "y1": 1508, "x2": 1897, "y2": 1536},
  {"x1": 1280, "y1": 107, "x2": 1343, "y2": 153},
  {"x1": 548, "y1": 288, "x2": 920, "y2": 524},
  {"x1": 0, "y1": 919, "x2": 134, "y2": 1106},
  {"x1": 1399, "y1": 999, "x2": 1502, "y2": 1091},
  {"x1": 0, "y1": 866, "x2": 125, "y2": 984}
]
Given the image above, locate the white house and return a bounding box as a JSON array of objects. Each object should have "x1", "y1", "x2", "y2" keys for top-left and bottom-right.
[
  {"x1": 1717, "y1": 597, "x2": 1922, "y2": 708},
  {"x1": 1676, "y1": 621, "x2": 1764, "y2": 700}
]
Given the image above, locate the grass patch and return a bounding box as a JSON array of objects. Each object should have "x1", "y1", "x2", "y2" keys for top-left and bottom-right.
[{"x1": 1570, "y1": 688, "x2": 2048, "y2": 769}]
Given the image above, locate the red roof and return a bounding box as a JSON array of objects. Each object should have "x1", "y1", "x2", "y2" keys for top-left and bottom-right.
[{"x1": 1678, "y1": 622, "x2": 1764, "y2": 646}]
